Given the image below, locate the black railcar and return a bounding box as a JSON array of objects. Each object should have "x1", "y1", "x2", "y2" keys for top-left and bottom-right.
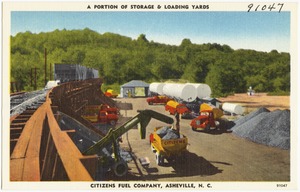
[{"x1": 54, "y1": 64, "x2": 99, "y2": 83}]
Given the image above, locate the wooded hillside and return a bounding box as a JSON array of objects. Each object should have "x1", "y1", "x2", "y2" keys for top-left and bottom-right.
[{"x1": 11, "y1": 28, "x2": 290, "y2": 96}]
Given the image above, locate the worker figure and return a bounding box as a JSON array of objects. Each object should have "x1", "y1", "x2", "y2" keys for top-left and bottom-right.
[
  {"x1": 248, "y1": 86, "x2": 254, "y2": 96},
  {"x1": 175, "y1": 112, "x2": 180, "y2": 136}
]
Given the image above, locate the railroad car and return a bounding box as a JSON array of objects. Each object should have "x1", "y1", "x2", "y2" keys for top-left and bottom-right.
[{"x1": 54, "y1": 64, "x2": 99, "y2": 83}]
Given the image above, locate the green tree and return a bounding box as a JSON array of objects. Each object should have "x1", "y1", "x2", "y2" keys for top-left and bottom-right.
[
  {"x1": 10, "y1": 29, "x2": 290, "y2": 95},
  {"x1": 206, "y1": 58, "x2": 245, "y2": 97}
]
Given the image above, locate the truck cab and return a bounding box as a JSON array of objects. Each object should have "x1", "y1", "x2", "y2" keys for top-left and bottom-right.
[
  {"x1": 81, "y1": 105, "x2": 119, "y2": 125},
  {"x1": 147, "y1": 96, "x2": 170, "y2": 105},
  {"x1": 190, "y1": 110, "x2": 217, "y2": 131},
  {"x1": 101, "y1": 104, "x2": 120, "y2": 114},
  {"x1": 98, "y1": 111, "x2": 118, "y2": 125},
  {"x1": 165, "y1": 100, "x2": 189, "y2": 115}
]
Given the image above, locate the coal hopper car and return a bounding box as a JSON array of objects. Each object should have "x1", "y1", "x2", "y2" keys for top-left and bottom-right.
[{"x1": 54, "y1": 64, "x2": 99, "y2": 83}]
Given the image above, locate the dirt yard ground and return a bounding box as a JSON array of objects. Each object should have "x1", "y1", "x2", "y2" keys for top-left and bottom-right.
[
  {"x1": 218, "y1": 93, "x2": 290, "y2": 113},
  {"x1": 110, "y1": 94, "x2": 291, "y2": 183}
]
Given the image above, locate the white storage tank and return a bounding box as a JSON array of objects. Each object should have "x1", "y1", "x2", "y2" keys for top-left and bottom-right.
[
  {"x1": 163, "y1": 83, "x2": 197, "y2": 102},
  {"x1": 222, "y1": 103, "x2": 244, "y2": 115},
  {"x1": 162, "y1": 83, "x2": 175, "y2": 98},
  {"x1": 149, "y1": 82, "x2": 165, "y2": 95},
  {"x1": 202, "y1": 84, "x2": 212, "y2": 98},
  {"x1": 186, "y1": 83, "x2": 212, "y2": 98}
]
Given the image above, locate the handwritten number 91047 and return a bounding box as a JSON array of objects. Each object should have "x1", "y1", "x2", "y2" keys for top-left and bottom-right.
[{"x1": 248, "y1": 3, "x2": 284, "y2": 13}]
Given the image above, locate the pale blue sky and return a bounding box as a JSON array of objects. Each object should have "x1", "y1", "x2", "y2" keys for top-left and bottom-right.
[{"x1": 11, "y1": 11, "x2": 290, "y2": 52}]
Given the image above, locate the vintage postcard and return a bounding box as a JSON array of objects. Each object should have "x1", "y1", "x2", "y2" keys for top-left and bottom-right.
[{"x1": 1, "y1": 0, "x2": 299, "y2": 191}]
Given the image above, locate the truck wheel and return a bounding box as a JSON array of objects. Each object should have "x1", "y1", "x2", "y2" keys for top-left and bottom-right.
[
  {"x1": 148, "y1": 102, "x2": 153, "y2": 105},
  {"x1": 205, "y1": 124, "x2": 210, "y2": 131},
  {"x1": 192, "y1": 127, "x2": 196, "y2": 131},
  {"x1": 156, "y1": 152, "x2": 164, "y2": 166},
  {"x1": 110, "y1": 120, "x2": 116, "y2": 126},
  {"x1": 113, "y1": 160, "x2": 128, "y2": 177},
  {"x1": 151, "y1": 144, "x2": 156, "y2": 153}
]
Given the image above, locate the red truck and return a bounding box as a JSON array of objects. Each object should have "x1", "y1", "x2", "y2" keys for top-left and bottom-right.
[
  {"x1": 147, "y1": 96, "x2": 171, "y2": 105},
  {"x1": 190, "y1": 110, "x2": 216, "y2": 131},
  {"x1": 98, "y1": 111, "x2": 118, "y2": 125},
  {"x1": 82, "y1": 104, "x2": 119, "y2": 125},
  {"x1": 100, "y1": 104, "x2": 120, "y2": 114},
  {"x1": 190, "y1": 109, "x2": 223, "y2": 131},
  {"x1": 165, "y1": 100, "x2": 189, "y2": 115}
]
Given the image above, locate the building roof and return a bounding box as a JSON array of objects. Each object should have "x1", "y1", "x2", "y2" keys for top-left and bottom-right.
[
  {"x1": 121, "y1": 80, "x2": 149, "y2": 88},
  {"x1": 200, "y1": 97, "x2": 221, "y2": 103}
]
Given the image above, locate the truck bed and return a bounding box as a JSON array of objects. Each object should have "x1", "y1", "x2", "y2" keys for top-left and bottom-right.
[{"x1": 151, "y1": 126, "x2": 188, "y2": 157}]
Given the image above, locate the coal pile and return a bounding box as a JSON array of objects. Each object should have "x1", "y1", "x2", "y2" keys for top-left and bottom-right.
[
  {"x1": 156, "y1": 126, "x2": 169, "y2": 137},
  {"x1": 234, "y1": 107, "x2": 270, "y2": 127},
  {"x1": 156, "y1": 126, "x2": 180, "y2": 140},
  {"x1": 231, "y1": 108, "x2": 290, "y2": 150},
  {"x1": 162, "y1": 129, "x2": 180, "y2": 140},
  {"x1": 10, "y1": 90, "x2": 47, "y2": 116}
]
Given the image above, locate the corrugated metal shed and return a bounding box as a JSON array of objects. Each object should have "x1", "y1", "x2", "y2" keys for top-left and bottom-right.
[
  {"x1": 121, "y1": 80, "x2": 149, "y2": 88},
  {"x1": 120, "y1": 80, "x2": 149, "y2": 98}
]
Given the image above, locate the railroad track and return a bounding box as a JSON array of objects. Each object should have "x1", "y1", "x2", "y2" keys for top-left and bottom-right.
[
  {"x1": 10, "y1": 90, "x2": 47, "y2": 116},
  {"x1": 10, "y1": 108, "x2": 37, "y2": 154},
  {"x1": 9, "y1": 78, "x2": 117, "y2": 181},
  {"x1": 10, "y1": 90, "x2": 48, "y2": 154}
]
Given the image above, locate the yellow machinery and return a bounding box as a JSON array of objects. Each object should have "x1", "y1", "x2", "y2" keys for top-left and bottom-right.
[
  {"x1": 104, "y1": 89, "x2": 118, "y2": 98},
  {"x1": 150, "y1": 126, "x2": 188, "y2": 165},
  {"x1": 200, "y1": 103, "x2": 223, "y2": 119}
]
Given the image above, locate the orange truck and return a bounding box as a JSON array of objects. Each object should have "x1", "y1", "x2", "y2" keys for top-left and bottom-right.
[
  {"x1": 82, "y1": 104, "x2": 119, "y2": 125},
  {"x1": 165, "y1": 100, "x2": 189, "y2": 115}
]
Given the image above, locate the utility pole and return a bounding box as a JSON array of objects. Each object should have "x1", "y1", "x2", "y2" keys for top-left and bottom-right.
[
  {"x1": 49, "y1": 63, "x2": 52, "y2": 81},
  {"x1": 31, "y1": 67, "x2": 38, "y2": 90},
  {"x1": 44, "y1": 48, "x2": 47, "y2": 85},
  {"x1": 34, "y1": 67, "x2": 37, "y2": 90},
  {"x1": 30, "y1": 69, "x2": 33, "y2": 86}
]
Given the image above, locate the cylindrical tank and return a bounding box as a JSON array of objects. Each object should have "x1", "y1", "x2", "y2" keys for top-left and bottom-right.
[
  {"x1": 186, "y1": 83, "x2": 212, "y2": 98},
  {"x1": 222, "y1": 103, "x2": 244, "y2": 115},
  {"x1": 149, "y1": 83, "x2": 165, "y2": 95},
  {"x1": 163, "y1": 83, "x2": 197, "y2": 102},
  {"x1": 162, "y1": 83, "x2": 174, "y2": 98}
]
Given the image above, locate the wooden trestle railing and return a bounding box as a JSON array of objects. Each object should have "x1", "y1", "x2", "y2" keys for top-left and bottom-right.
[{"x1": 10, "y1": 78, "x2": 116, "y2": 181}]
